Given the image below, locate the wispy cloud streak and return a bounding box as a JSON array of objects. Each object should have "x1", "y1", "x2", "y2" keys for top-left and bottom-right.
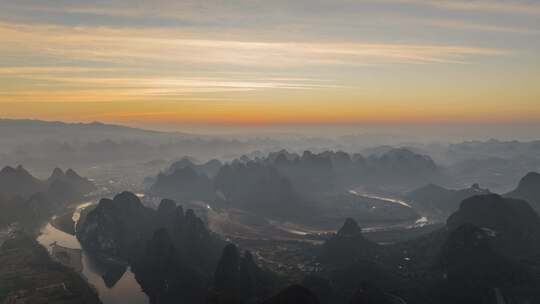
[
  {"x1": 391, "y1": 0, "x2": 540, "y2": 15},
  {"x1": 0, "y1": 20, "x2": 511, "y2": 103},
  {"x1": 0, "y1": 23, "x2": 507, "y2": 68}
]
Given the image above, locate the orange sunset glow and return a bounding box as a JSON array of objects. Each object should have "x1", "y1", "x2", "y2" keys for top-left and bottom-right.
[{"x1": 0, "y1": 0, "x2": 539, "y2": 131}]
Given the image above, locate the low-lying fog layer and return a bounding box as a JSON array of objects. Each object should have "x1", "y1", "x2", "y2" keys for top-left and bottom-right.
[
  {"x1": 2, "y1": 119, "x2": 540, "y2": 304},
  {"x1": 1, "y1": 119, "x2": 540, "y2": 193}
]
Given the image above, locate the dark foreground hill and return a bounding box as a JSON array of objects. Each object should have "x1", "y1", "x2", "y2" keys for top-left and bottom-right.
[
  {"x1": 77, "y1": 192, "x2": 292, "y2": 304},
  {"x1": 262, "y1": 285, "x2": 320, "y2": 304},
  {"x1": 0, "y1": 232, "x2": 101, "y2": 303},
  {"x1": 447, "y1": 194, "x2": 540, "y2": 256},
  {"x1": 207, "y1": 243, "x2": 280, "y2": 304},
  {"x1": 77, "y1": 192, "x2": 225, "y2": 269},
  {"x1": 77, "y1": 192, "x2": 232, "y2": 302},
  {"x1": 310, "y1": 194, "x2": 540, "y2": 304}
]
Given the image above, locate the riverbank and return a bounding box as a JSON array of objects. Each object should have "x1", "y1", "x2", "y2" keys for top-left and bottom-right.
[
  {"x1": 36, "y1": 201, "x2": 150, "y2": 304},
  {"x1": 51, "y1": 212, "x2": 76, "y2": 235},
  {"x1": 0, "y1": 231, "x2": 101, "y2": 303},
  {"x1": 52, "y1": 243, "x2": 83, "y2": 273}
]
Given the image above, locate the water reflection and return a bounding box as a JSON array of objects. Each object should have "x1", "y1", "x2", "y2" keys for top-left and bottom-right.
[{"x1": 36, "y1": 204, "x2": 149, "y2": 304}]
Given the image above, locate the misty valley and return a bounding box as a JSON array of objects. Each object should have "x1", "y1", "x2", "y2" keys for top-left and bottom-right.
[
  {"x1": 1, "y1": 120, "x2": 540, "y2": 304},
  {"x1": 2, "y1": 0, "x2": 540, "y2": 302}
]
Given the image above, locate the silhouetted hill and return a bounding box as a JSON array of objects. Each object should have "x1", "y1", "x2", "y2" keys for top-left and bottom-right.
[
  {"x1": 214, "y1": 162, "x2": 311, "y2": 218},
  {"x1": 77, "y1": 192, "x2": 154, "y2": 259},
  {"x1": 0, "y1": 166, "x2": 95, "y2": 230},
  {"x1": 319, "y1": 218, "x2": 380, "y2": 267},
  {"x1": 165, "y1": 156, "x2": 198, "y2": 171},
  {"x1": 349, "y1": 283, "x2": 405, "y2": 304},
  {"x1": 134, "y1": 228, "x2": 208, "y2": 304},
  {"x1": 167, "y1": 157, "x2": 223, "y2": 178},
  {"x1": 309, "y1": 193, "x2": 540, "y2": 304},
  {"x1": 430, "y1": 223, "x2": 538, "y2": 304},
  {"x1": 148, "y1": 149, "x2": 428, "y2": 224},
  {"x1": 0, "y1": 165, "x2": 43, "y2": 197},
  {"x1": 208, "y1": 244, "x2": 278, "y2": 304},
  {"x1": 46, "y1": 168, "x2": 97, "y2": 202},
  {"x1": 149, "y1": 166, "x2": 214, "y2": 202},
  {"x1": 0, "y1": 165, "x2": 95, "y2": 200},
  {"x1": 439, "y1": 223, "x2": 505, "y2": 270},
  {"x1": 447, "y1": 194, "x2": 540, "y2": 256},
  {"x1": 505, "y1": 172, "x2": 540, "y2": 213},
  {"x1": 268, "y1": 150, "x2": 337, "y2": 196},
  {"x1": 364, "y1": 148, "x2": 443, "y2": 191},
  {"x1": 405, "y1": 183, "x2": 490, "y2": 220},
  {"x1": 78, "y1": 192, "x2": 225, "y2": 276},
  {"x1": 261, "y1": 285, "x2": 320, "y2": 304},
  {"x1": 301, "y1": 275, "x2": 336, "y2": 304},
  {"x1": 78, "y1": 193, "x2": 233, "y2": 303}
]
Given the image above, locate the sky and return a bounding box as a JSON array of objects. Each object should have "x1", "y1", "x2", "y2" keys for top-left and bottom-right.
[{"x1": 0, "y1": 0, "x2": 539, "y2": 133}]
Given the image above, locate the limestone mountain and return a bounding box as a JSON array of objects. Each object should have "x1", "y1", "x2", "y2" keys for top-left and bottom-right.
[
  {"x1": 166, "y1": 157, "x2": 223, "y2": 178},
  {"x1": 447, "y1": 194, "x2": 540, "y2": 257},
  {"x1": 319, "y1": 218, "x2": 380, "y2": 267},
  {"x1": 505, "y1": 172, "x2": 540, "y2": 213},
  {"x1": 405, "y1": 183, "x2": 490, "y2": 220},
  {"x1": 133, "y1": 228, "x2": 208, "y2": 304},
  {"x1": 429, "y1": 223, "x2": 538, "y2": 304},
  {"x1": 0, "y1": 166, "x2": 95, "y2": 229},
  {"x1": 209, "y1": 244, "x2": 277, "y2": 304},
  {"x1": 0, "y1": 165, "x2": 43, "y2": 197},
  {"x1": 77, "y1": 192, "x2": 224, "y2": 267},
  {"x1": 149, "y1": 166, "x2": 214, "y2": 202},
  {"x1": 214, "y1": 162, "x2": 311, "y2": 218},
  {"x1": 46, "y1": 168, "x2": 96, "y2": 202}
]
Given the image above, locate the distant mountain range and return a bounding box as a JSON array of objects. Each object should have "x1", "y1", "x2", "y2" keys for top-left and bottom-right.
[
  {"x1": 261, "y1": 148, "x2": 446, "y2": 194},
  {"x1": 0, "y1": 119, "x2": 277, "y2": 172},
  {"x1": 0, "y1": 119, "x2": 184, "y2": 145},
  {"x1": 148, "y1": 148, "x2": 439, "y2": 223},
  {"x1": 152, "y1": 148, "x2": 445, "y2": 200},
  {"x1": 2, "y1": 119, "x2": 540, "y2": 194}
]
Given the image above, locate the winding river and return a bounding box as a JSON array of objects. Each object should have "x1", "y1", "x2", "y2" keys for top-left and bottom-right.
[
  {"x1": 32, "y1": 192, "x2": 429, "y2": 303},
  {"x1": 36, "y1": 201, "x2": 149, "y2": 304}
]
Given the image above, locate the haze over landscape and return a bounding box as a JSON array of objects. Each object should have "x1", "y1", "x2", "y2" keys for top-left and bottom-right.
[{"x1": 1, "y1": 1, "x2": 540, "y2": 304}]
